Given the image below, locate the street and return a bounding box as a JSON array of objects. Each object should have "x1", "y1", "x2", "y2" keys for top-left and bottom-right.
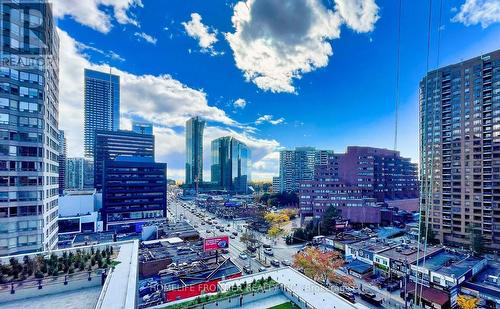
[{"x1": 166, "y1": 193, "x2": 406, "y2": 309}]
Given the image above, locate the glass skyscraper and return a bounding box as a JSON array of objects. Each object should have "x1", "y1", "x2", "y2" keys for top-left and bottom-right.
[
  {"x1": 420, "y1": 49, "x2": 500, "y2": 251},
  {"x1": 94, "y1": 129, "x2": 154, "y2": 190},
  {"x1": 0, "y1": 0, "x2": 60, "y2": 255},
  {"x1": 211, "y1": 136, "x2": 250, "y2": 193},
  {"x1": 185, "y1": 116, "x2": 205, "y2": 185},
  {"x1": 84, "y1": 68, "x2": 120, "y2": 158}
]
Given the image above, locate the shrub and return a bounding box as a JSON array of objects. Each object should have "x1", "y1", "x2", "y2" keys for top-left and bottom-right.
[{"x1": 35, "y1": 270, "x2": 44, "y2": 279}]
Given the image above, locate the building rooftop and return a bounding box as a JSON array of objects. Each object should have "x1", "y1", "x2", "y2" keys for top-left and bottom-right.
[
  {"x1": 422, "y1": 250, "x2": 486, "y2": 278},
  {"x1": 348, "y1": 237, "x2": 398, "y2": 253},
  {"x1": 161, "y1": 257, "x2": 240, "y2": 291},
  {"x1": 218, "y1": 267, "x2": 368, "y2": 309},
  {"x1": 379, "y1": 244, "x2": 443, "y2": 263}
]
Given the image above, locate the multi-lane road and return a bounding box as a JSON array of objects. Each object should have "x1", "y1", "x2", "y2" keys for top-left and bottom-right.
[
  {"x1": 166, "y1": 196, "x2": 300, "y2": 274},
  {"x1": 166, "y1": 193, "x2": 406, "y2": 309}
]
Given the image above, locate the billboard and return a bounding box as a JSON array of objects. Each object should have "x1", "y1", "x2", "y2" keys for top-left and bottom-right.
[{"x1": 204, "y1": 236, "x2": 229, "y2": 252}]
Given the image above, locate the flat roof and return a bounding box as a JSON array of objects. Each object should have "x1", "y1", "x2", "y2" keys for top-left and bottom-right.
[
  {"x1": 379, "y1": 245, "x2": 443, "y2": 263},
  {"x1": 219, "y1": 267, "x2": 368, "y2": 309},
  {"x1": 1, "y1": 286, "x2": 102, "y2": 309},
  {"x1": 422, "y1": 251, "x2": 485, "y2": 278},
  {"x1": 348, "y1": 238, "x2": 397, "y2": 253}
]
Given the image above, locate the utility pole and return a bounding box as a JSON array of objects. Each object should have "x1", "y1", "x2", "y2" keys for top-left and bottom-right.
[{"x1": 404, "y1": 259, "x2": 409, "y2": 309}]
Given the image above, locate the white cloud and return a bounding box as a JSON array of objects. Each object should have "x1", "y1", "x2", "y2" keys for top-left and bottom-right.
[
  {"x1": 134, "y1": 32, "x2": 158, "y2": 44},
  {"x1": 225, "y1": 0, "x2": 379, "y2": 93},
  {"x1": 233, "y1": 98, "x2": 247, "y2": 109},
  {"x1": 452, "y1": 0, "x2": 500, "y2": 28},
  {"x1": 58, "y1": 28, "x2": 279, "y2": 181},
  {"x1": 182, "y1": 13, "x2": 222, "y2": 56},
  {"x1": 333, "y1": 0, "x2": 379, "y2": 33},
  {"x1": 255, "y1": 115, "x2": 285, "y2": 125},
  {"x1": 75, "y1": 41, "x2": 125, "y2": 62},
  {"x1": 52, "y1": 0, "x2": 143, "y2": 33}
]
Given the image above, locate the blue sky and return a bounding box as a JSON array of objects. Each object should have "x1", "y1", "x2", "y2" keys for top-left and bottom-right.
[{"x1": 53, "y1": 0, "x2": 500, "y2": 181}]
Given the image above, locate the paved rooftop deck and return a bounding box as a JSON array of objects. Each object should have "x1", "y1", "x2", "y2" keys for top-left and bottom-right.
[
  {"x1": 219, "y1": 267, "x2": 368, "y2": 309},
  {"x1": 2, "y1": 286, "x2": 101, "y2": 309}
]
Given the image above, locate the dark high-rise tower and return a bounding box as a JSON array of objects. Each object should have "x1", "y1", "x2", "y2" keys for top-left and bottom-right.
[
  {"x1": 420, "y1": 49, "x2": 500, "y2": 251},
  {"x1": 94, "y1": 130, "x2": 154, "y2": 190},
  {"x1": 211, "y1": 136, "x2": 251, "y2": 193},
  {"x1": 185, "y1": 116, "x2": 205, "y2": 185},
  {"x1": 84, "y1": 68, "x2": 120, "y2": 158},
  {"x1": 0, "y1": 0, "x2": 60, "y2": 255}
]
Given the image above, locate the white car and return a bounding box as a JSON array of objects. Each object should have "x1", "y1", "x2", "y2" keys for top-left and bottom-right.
[{"x1": 239, "y1": 253, "x2": 248, "y2": 260}]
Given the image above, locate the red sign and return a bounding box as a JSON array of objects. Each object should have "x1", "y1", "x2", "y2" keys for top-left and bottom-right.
[{"x1": 203, "y1": 236, "x2": 229, "y2": 252}]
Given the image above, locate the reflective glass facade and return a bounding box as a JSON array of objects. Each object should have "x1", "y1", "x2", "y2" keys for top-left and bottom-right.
[
  {"x1": 185, "y1": 116, "x2": 205, "y2": 185},
  {"x1": 94, "y1": 129, "x2": 154, "y2": 190},
  {"x1": 84, "y1": 68, "x2": 120, "y2": 158},
  {"x1": 0, "y1": 0, "x2": 60, "y2": 255},
  {"x1": 211, "y1": 136, "x2": 250, "y2": 193}
]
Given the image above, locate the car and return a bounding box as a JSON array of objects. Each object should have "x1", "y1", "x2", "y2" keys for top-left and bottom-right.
[
  {"x1": 221, "y1": 248, "x2": 229, "y2": 254},
  {"x1": 243, "y1": 265, "x2": 253, "y2": 274},
  {"x1": 264, "y1": 248, "x2": 274, "y2": 256},
  {"x1": 281, "y1": 260, "x2": 291, "y2": 266},
  {"x1": 227, "y1": 223, "x2": 231, "y2": 227},
  {"x1": 201, "y1": 222, "x2": 205, "y2": 225},
  {"x1": 239, "y1": 253, "x2": 248, "y2": 260},
  {"x1": 258, "y1": 266, "x2": 267, "y2": 272},
  {"x1": 225, "y1": 228, "x2": 230, "y2": 232},
  {"x1": 232, "y1": 232, "x2": 238, "y2": 236},
  {"x1": 271, "y1": 259, "x2": 280, "y2": 267},
  {"x1": 230, "y1": 235, "x2": 236, "y2": 239},
  {"x1": 193, "y1": 224, "x2": 198, "y2": 228},
  {"x1": 339, "y1": 292, "x2": 356, "y2": 304},
  {"x1": 262, "y1": 243, "x2": 271, "y2": 249},
  {"x1": 206, "y1": 229, "x2": 212, "y2": 233}
]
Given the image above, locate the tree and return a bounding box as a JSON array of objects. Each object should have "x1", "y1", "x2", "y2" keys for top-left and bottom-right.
[
  {"x1": 293, "y1": 247, "x2": 353, "y2": 287},
  {"x1": 264, "y1": 211, "x2": 290, "y2": 242},
  {"x1": 419, "y1": 219, "x2": 437, "y2": 244},
  {"x1": 468, "y1": 227, "x2": 484, "y2": 254},
  {"x1": 320, "y1": 206, "x2": 338, "y2": 234},
  {"x1": 457, "y1": 295, "x2": 479, "y2": 309}
]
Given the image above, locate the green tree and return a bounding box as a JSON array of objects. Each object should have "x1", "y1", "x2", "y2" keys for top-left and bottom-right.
[
  {"x1": 419, "y1": 220, "x2": 437, "y2": 244},
  {"x1": 320, "y1": 206, "x2": 338, "y2": 234}
]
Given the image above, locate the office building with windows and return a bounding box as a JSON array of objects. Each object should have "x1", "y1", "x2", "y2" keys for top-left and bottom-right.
[
  {"x1": 94, "y1": 129, "x2": 154, "y2": 190},
  {"x1": 84, "y1": 68, "x2": 120, "y2": 158},
  {"x1": 211, "y1": 136, "x2": 250, "y2": 193},
  {"x1": 0, "y1": 0, "x2": 60, "y2": 255},
  {"x1": 58, "y1": 130, "x2": 66, "y2": 195},
  {"x1": 419, "y1": 49, "x2": 500, "y2": 251},
  {"x1": 185, "y1": 116, "x2": 205, "y2": 185},
  {"x1": 279, "y1": 147, "x2": 333, "y2": 193},
  {"x1": 300, "y1": 146, "x2": 418, "y2": 221},
  {"x1": 102, "y1": 157, "x2": 167, "y2": 232},
  {"x1": 66, "y1": 157, "x2": 94, "y2": 191}
]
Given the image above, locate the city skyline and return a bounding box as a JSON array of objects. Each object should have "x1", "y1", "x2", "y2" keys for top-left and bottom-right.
[{"x1": 53, "y1": 0, "x2": 500, "y2": 181}]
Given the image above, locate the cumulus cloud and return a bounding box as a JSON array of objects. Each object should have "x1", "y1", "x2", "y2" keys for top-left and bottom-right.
[
  {"x1": 255, "y1": 115, "x2": 285, "y2": 125},
  {"x1": 233, "y1": 98, "x2": 247, "y2": 109},
  {"x1": 52, "y1": 0, "x2": 143, "y2": 33},
  {"x1": 225, "y1": 0, "x2": 379, "y2": 93},
  {"x1": 58, "y1": 29, "x2": 279, "y2": 181},
  {"x1": 182, "y1": 13, "x2": 222, "y2": 55},
  {"x1": 134, "y1": 32, "x2": 158, "y2": 44},
  {"x1": 334, "y1": 0, "x2": 379, "y2": 32},
  {"x1": 452, "y1": 0, "x2": 500, "y2": 28}
]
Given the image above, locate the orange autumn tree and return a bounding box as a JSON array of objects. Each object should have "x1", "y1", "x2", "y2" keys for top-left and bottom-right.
[
  {"x1": 457, "y1": 295, "x2": 479, "y2": 309},
  {"x1": 293, "y1": 247, "x2": 354, "y2": 287}
]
